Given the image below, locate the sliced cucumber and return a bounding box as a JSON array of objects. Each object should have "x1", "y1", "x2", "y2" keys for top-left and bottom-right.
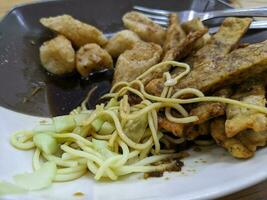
[
  {"x1": 99, "y1": 122, "x2": 115, "y2": 135},
  {"x1": 53, "y1": 115, "x2": 76, "y2": 132},
  {"x1": 33, "y1": 124, "x2": 56, "y2": 133},
  {"x1": 14, "y1": 162, "x2": 57, "y2": 190},
  {"x1": 91, "y1": 118, "x2": 104, "y2": 132},
  {"x1": 0, "y1": 181, "x2": 27, "y2": 196},
  {"x1": 73, "y1": 113, "x2": 90, "y2": 126},
  {"x1": 33, "y1": 134, "x2": 58, "y2": 155}
]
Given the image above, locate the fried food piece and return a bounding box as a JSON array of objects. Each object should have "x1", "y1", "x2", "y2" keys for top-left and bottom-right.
[
  {"x1": 225, "y1": 79, "x2": 267, "y2": 138},
  {"x1": 122, "y1": 11, "x2": 166, "y2": 45},
  {"x1": 39, "y1": 35, "x2": 75, "y2": 75},
  {"x1": 40, "y1": 15, "x2": 107, "y2": 47},
  {"x1": 146, "y1": 40, "x2": 267, "y2": 96},
  {"x1": 163, "y1": 13, "x2": 186, "y2": 53},
  {"x1": 158, "y1": 116, "x2": 184, "y2": 137},
  {"x1": 184, "y1": 122, "x2": 210, "y2": 140},
  {"x1": 237, "y1": 130, "x2": 267, "y2": 152},
  {"x1": 146, "y1": 17, "x2": 253, "y2": 96},
  {"x1": 138, "y1": 13, "x2": 184, "y2": 84},
  {"x1": 211, "y1": 118, "x2": 253, "y2": 159},
  {"x1": 181, "y1": 18, "x2": 211, "y2": 50},
  {"x1": 76, "y1": 43, "x2": 113, "y2": 77},
  {"x1": 141, "y1": 29, "x2": 207, "y2": 85},
  {"x1": 112, "y1": 41, "x2": 162, "y2": 84},
  {"x1": 190, "y1": 88, "x2": 232, "y2": 124},
  {"x1": 186, "y1": 17, "x2": 252, "y2": 67},
  {"x1": 162, "y1": 29, "x2": 208, "y2": 62},
  {"x1": 105, "y1": 30, "x2": 141, "y2": 58}
]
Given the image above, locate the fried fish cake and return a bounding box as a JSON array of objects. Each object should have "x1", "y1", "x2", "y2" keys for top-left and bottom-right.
[
  {"x1": 163, "y1": 13, "x2": 186, "y2": 53},
  {"x1": 211, "y1": 118, "x2": 253, "y2": 159},
  {"x1": 141, "y1": 25, "x2": 207, "y2": 84},
  {"x1": 40, "y1": 15, "x2": 107, "y2": 47},
  {"x1": 112, "y1": 41, "x2": 162, "y2": 84},
  {"x1": 158, "y1": 116, "x2": 184, "y2": 137},
  {"x1": 122, "y1": 11, "x2": 166, "y2": 45},
  {"x1": 225, "y1": 79, "x2": 267, "y2": 138},
  {"x1": 237, "y1": 130, "x2": 267, "y2": 152},
  {"x1": 76, "y1": 43, "x2": 113, "y2": 77},
  {"x1": 184, "y1": 122, "x2": 210, "y2": 140},
  {"x1": 105, "y1": 30, "x2": 141, "y2": 58},
  {"x1": 190, "y1": 88, "x2": 232, "y2": 124},
  {"x1": 40, "y1": 35, "x2": 75, "y2": 75},
  {"x1": 181, "y1": 18, "x2": 211, "y2": 50}
]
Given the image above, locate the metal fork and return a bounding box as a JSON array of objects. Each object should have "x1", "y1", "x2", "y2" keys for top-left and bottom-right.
[{"x1": 133, "y1": 5, "x2": 267, "y2": 31}]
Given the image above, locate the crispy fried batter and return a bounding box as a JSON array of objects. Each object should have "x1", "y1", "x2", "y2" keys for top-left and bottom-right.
[
  {"x1": 39, "y1": 35, "x2": 75, "y2": 75},
  {"x1": 146, "y1": 17, "x2": 253, "y2": 96},
  {"x1": 162, "y1": 29, "x2": 208, "y2": 62},
  {"x1": 158, "y1": 116, "x2": 184, "y2": 137},
  {"x1": 141, "y1": 29, "x2": 207, "y2": 85},
  {"x1": 105, "y1": 30, "x2": 141, "y2": 58},
  {"x1": 112, "y1": 41, "x2": 162, "y2": 84},
  {"x1": 146, "y1": 40, "x2": 267, "y2": 96},
  {"x1": 181, "y1": 18, "x2": 211, "y2": 50},
  {"x1": 186, "y1": 17, "x2": 252, "y2": 67},
  {"x1": 211, "y1": 118, "x2": 253, "y2": 159},
  {"x1": 163, "y1": 13, "x2": 186, "y2": 53},
  {"x1": 184, "y1": 122, "x2": 210, "y2": 140},
  {"x1": 40, "y1": 15, "x2": 107, "y2": 47},
  {"x1": 190, "y1": 88, "x2": 232, "y2": 124},
  {"x1": 225, "y1": 79, "x2": 267, "y2": 137},
  {"x1": 237, "y1": 130, "x2": 267, "y2": 152},
  {"x1": 76, "y1": 43, "x2": 113, "y2": 77},
  {"x1": 122, "y1": 11, "x2": 166, "y2": 45}
]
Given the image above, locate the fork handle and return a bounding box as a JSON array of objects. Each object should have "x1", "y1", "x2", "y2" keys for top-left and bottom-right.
[{"x1": 205, "y1": 7, "x2": 267, "y2": 20}]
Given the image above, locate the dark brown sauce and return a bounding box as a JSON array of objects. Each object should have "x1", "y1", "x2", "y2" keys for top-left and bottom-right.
[{"x1": 46, "y1": 69, "x2": 113, "y2": 116}]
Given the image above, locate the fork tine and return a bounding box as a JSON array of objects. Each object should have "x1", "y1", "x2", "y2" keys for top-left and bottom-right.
[
  {"x1": 143, "y1": 13, "x2": 168, "y2": 21},
  {"x1": 133, "y1": 6, "x2": 171, "y2": 16},
  {"x1": 153, "y1": 20, "x2": 168, "y2": 26}
]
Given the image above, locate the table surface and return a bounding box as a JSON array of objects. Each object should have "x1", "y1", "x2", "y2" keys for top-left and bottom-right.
[{"x1": 1, "y1": 0, "x2": 267, "y2": 199}]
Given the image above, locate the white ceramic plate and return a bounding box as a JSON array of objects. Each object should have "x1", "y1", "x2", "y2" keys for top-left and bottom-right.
[{"x1": 1, "y1": 107, "x2": 267, "y2": 200}]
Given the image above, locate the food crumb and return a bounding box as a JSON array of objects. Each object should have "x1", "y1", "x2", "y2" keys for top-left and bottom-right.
[
  {"x1": 193, "y1": 147, "x2": 202, "y2": 152},
  {"x1": 194, "y1": 160, "x2": 198, "y2": 163},
  {"x1": 73, "y1": 192, "x2": 84, "y2": 196},
  {"x1": 164, "y1": 177, "x2": 169, "y2": 180},
  {"x1": 144, "y1": 171, "x2": 164, "y2": 179},
  {"x1": 30, "y1": 40, "x2": 36, "y2": 45}
]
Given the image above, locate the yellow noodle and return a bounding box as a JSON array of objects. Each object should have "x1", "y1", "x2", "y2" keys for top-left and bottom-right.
[
  {"x1": 32, "y1": 148, "x2": 41, "y2": 170},
  {"x1": 54, "y1": 169, "x2": 87, "y2": 182}
]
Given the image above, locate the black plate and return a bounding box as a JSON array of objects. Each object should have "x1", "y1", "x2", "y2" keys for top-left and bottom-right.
[{"x1": 0, "y1": 0, "x2": 265, "y2": 117}]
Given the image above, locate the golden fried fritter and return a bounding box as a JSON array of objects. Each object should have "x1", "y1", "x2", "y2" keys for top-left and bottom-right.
[
  {"x1": 105, "y1": 30, "x2": 141, "y2": 58},
  {"x1": 186, "y1": 17, "x2": 252, "y2": 67},
  {"x1": 146, "y1": 17, "x2": 253, "y2": 96},
  {"x1": 40, "y1": 15, "x2": 107, "y2": 47},
  {"x1": 190, "y1": 88, "x2": 232, "y2": 124},
  {"x1": 76, "y1": 43, "x2": 113, "y2": 77},
  {"x1": 39, "y1": 35, "x2": 75, "y2": 75},
  {"x1": 158, "y1": 116, "x2": 184, "y2": 137},
  {"x1": 146, "y1": 39, "x2": 267, "y2": 96},
  {"x1": 237, "y1": 130, "x2": 267, "y2": 152},
  {"x1": 141, "y1": 29, "x2": 207, "y2": 85},
  {"x1": 226, "y1": 79, "x2": 267, "y2": 137},
  {"x1": 181, "y1": 18, "x2": 211, "y2": 50},
  {"x1": 112, "y1": 41, "x2": 162, "y2": 84},
  {"x1": 163, "y1": 13, "x2": 186, "y2": 53},
  {"x1": 122, "y1": 11, "x2": 166, "y2": 45},
  {"x1": 184, "y1": 122, "x2": 210, "y2": 140},
  {"x1": 211, "y1": 118, "x2": 253, "y2": 159}
]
